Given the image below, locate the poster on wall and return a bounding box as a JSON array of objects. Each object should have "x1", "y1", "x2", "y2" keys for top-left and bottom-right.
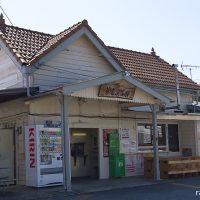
[
  {"x1": 120, "y1": 128, "x2": 130, "y2": 140},
  {"x1": 103, "y1": 129, "x2": 118, "y2": 157},
  {"x1": 120, "y1": 128, "x2": 137, "y2": 154},
  {"x1": 125, "y1": 154, "x2": 144, "y2": 176}
]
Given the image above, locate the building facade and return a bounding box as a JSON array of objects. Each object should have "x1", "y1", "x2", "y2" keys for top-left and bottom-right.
[{"x1": 0, "y1": 14, "x2": 199, "y2": 187}]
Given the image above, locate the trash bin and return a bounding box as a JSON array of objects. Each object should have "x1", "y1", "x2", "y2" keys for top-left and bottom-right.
[{"x1": 109, "y1": 154, "x2": 125, "y2": 178}]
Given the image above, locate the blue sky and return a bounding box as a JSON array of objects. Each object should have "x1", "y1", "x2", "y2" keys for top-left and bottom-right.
[{"x1": 1, "y1": 0, "x2": 200, "y2": 83}]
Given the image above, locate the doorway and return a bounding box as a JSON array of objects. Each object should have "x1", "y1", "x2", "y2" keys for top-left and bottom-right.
[
  {"x1": 0, "y1": 129, "x2": 15, "y2": 185},
  {"x1": 70, "y1": 128, "x2": 99, "y2": 179}
]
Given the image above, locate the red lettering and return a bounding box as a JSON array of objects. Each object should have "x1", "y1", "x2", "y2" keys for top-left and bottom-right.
[
  {"x1": 29, "y1": 128, "x2": 34, "y2": 137},
  {"x1": 29, "y1": 128, "x2": 35, "y2": 168},
  {"x1": 29, "y1": 138, "x2": 34, "y2": 142},
  {"x1": 30, "y1": 158, "x2": 35, "y2": 168},
  {"x1": 29, "y1": 146, "x2": 34, "y2": 152}
]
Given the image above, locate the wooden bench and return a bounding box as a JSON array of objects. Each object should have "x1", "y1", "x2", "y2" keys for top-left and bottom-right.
[{"x1": 144, "y1": 156, "x2": 200, "y2": 179}]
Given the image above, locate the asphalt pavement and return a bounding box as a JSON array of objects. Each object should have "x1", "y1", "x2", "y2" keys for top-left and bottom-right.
[{"x1": 1, "y1": 176, "x2": 200, "y2": 200}]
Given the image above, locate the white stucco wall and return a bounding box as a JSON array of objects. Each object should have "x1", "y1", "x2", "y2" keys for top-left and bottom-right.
[
  {"x1": 0, "y1": 99, "x2": 29, "y2": 185},
  {"x1": 179, "y1": 120, "x2": 196, "y2": 156},
  {"x1": 0, "y1": 48, "x2": 24, "y2": 89}
]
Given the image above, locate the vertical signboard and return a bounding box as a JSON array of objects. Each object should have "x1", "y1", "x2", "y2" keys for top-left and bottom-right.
[{"x1": 25, "y1": 126, "x2": 38, "y2": 186}]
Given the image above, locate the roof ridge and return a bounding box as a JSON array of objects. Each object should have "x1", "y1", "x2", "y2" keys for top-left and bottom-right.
[
  {"x1": 5, "y1": 24, "x2": 53, "y2": 37},
  {"x1": 108, "y1": 45, "x2": 159, "y2": 57},
  {"x1": 50, "y1": 19, "x2": 87, "y2": 40}
]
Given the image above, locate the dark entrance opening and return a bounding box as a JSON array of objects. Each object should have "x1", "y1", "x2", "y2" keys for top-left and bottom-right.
[{"x1": 70, "y1": 128, "x2": 99, "y2": 179}]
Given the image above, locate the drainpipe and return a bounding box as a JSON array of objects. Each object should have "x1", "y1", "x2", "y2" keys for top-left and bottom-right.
[
  {"x1": 22, "y1": 66, "x2": 31, "y2": 97},
  {"x1": 172, "y1": 64, "x2": 181, "y2": 110},
  {"x1": 25, "y1": 72, "x2": 31, "y2": 97},
  {"x1": 151, "y1": 104, "x2": 160, "y2": 180}
]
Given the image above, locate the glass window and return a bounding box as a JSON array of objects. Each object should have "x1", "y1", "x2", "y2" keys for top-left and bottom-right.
[
  {"x1": 137, "y1": 124, "x2": 166, "y2": 151},
  {"x1": 138, "y1": 124, "x2": 152, "y2": 146}
]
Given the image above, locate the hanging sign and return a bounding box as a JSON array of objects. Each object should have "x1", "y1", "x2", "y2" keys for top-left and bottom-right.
[{"x1": 99, "y1": 84, "x2": 135, "y2": 99}]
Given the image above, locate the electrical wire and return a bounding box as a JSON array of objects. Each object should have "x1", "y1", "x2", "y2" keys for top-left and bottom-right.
[
  {"x1": 28, "y1": 112, "x2": 152, "y2": 120},
  {"x1": 36, "y1": 66, "x2": 97, "y2": 79},
  {"x1": 42, "y1": 63, "x2": 105, "y2": 77},
  {"x1": 0, "y1": 5, "x2": 13, "y2": 25}
]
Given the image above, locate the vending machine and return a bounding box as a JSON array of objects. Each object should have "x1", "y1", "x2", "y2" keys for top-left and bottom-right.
[{"x1": 25, "y1": 125, "x2": 63, "y2": 187}]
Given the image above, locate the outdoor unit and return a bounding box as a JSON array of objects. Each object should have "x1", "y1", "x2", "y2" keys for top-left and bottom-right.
[{"x1": 186, "y1": 105, "x2": 200, "y2": 113}]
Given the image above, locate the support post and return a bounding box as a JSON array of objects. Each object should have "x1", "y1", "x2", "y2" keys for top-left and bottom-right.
[
  {"x1": 151, "y1": 104, "x2": 160, "y2": 180},
  {"x1": 61, "y1": 95, "x2": 72, "y2": 191}
]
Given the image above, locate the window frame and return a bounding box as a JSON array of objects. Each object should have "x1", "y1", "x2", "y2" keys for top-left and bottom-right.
[
  {"x1": 136, "y1": 122, "x2": 180, "y2": 155},
  {"x1": 137, "y1": 123, "x2": 168, "y2": 152}
]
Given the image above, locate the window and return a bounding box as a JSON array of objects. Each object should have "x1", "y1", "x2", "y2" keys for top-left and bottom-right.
[
  {"x1": 137, "y1": 124, "x2": 166, "y2": 151},
  {"x1": 168, "y1": 124, "x2": 179, "y2": 152}
]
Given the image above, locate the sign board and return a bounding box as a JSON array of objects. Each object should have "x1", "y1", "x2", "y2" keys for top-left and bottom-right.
[
  {"x1": 99, "y1": 84, "x2": 135, "y2": 99},
  {"x1": 120, "y1": 128, "x2": 137, "y2": 154},
  {"x1": 120, "y1": 128, "x2": 130, "y2": 140}
]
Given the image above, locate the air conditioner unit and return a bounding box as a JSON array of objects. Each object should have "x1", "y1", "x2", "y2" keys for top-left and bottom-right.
[{"x1": 186, "y1": 105, "x2": 200, "y2": 113}]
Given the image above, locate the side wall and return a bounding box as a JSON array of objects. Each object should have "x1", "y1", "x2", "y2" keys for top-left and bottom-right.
[
  {"x1": 0, "y1": 99, "x2": 29, "y2": 185},
  {"x1": 0, "y1": 48, "x2": 24, "y2": 89},
  {"x1": 160, "y1": 91, "x2": 193, "y2": 112},
  {"x1": 179, "y1": 120, "x2": 196, "y2": 156}
]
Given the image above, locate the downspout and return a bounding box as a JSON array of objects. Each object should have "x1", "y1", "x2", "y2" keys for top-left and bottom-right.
[
  {"x1": 22, "y1": 66, "x2": 31, "y2": 97},
  {"x1": 172, "y1": 64, "x2": 181, "y2": 110},
  {"x1": 25, "y1": 72, "x2": 31, "y2": 97}
]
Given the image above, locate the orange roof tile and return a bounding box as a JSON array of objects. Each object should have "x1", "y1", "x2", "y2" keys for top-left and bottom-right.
[
  {"x1": 0, "y1": 17, "x2": 199, "y2": 91},
  {"x1": 109, "y1": 46, "x2": 200, "y2": 91},
  {"x1": 0, "y1": 25, "x2": 52, "y2": 64}
]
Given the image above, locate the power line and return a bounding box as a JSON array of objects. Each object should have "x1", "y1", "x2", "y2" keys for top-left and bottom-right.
[{"x1": 0, "y1": 5, "x2": 13, "y2": 25}]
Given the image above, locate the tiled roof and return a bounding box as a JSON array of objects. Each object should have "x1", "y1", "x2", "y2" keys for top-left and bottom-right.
[
  {"x1": 0, "y1": 25, "x2": 52, "y2": 64},
  {"x1": 0, "y1": 17, "x2": 199, "y2": 91},
  {"x1": 109, "y1": 46, "x2": 200, "y2": 91}
]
